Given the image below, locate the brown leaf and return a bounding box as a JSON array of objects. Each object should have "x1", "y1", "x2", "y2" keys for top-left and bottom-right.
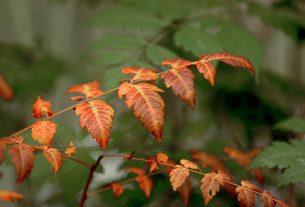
[
  {"x1": 0, "y1": 143, "x2": 6, "y2": 165},
  {"x1": 126, "y1": 167, "x2": 145, "y2": 175},
  {"x1": 118, "y1": 82, "x2": 164, "y2": 141},
  {"x1": 262, "y1": 191, "x2": 277, "y2": 207},
  {"x1": 156, "y1": 152, "x2": 169, "y2": 163},
  {"x1": 9, "y1": 144, "x2": 35, "y2": 183},
  {"x1": 75, "y1": 100, "x2": 114, "y2": 150},
  {"x1": 236, "y1": 180, "x2": 261, "y2": 207},
  {"x1": 177, "y1": 178, "x2": 192, "y2": 206},
  {"x1": 0, "y1": 189, "x2": 24, "y2": 202},
  {"x1": 65, "y1": 141, "x2": 76, "y2": 157},
  {"x1": 169, "y1": 165, "x2": 190, "y2": 191},
  {"x1": 191, "y1": 150, "x2": 228, "y2": 173},
  {"x1": 0, "y1": 136, "x2": 24, "y2": 145},
  {"x1": 121, "y1": 66, "x2": 158, "y2": 82},
  {"x1": 111, "y1": 183, "x2": 124, "y2": 197},
  {"x1": 200, "y1": 170, "x2": 231, "y2": 205},
  {"x1": 0, "y1": 74, "x2": 14, "y2": 101},
  {"x1": 160, "y1": 66, "x2": 195, "y2": 108},
  {"x1": 198, "y1": 52, "x2": 255, "y2": 74},
  {"x1": 66, "y1": 81, "x2": 104, "y2": 100},
  {"x1": 31, "y1": 120, "x2": 57, "y2": 145},
  {"x1": 135, "y1": 175, "x2": 153, "y2": 198},
  {"x1": 43, "y1": 148, "x2": 62, "y2": 174},
  {"x1": 180, "y1": 159, "x2": 200, "y2": 170},
  {"x1": 32, "y1": 96, "x2": 53, "y2": 118},
  {"x1": 195, "y1": 61, "x2": 216, "y2": 86}
]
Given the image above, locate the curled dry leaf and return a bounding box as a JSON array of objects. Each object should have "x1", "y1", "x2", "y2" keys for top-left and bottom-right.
[
  {"x1": 156, "y1": 152, "x2": 169, "y2": 163},
  {"x1": 75, "y1": 100, "x2": 114, "y2": 150},
  {"x1": 200, "y1": 170, "x2": 231, "y2": 205},
  {"x1": 126, "y1": 167, "x2": 145, "y2": 175},
  {"x1": 65, "y1": 141, "x2": 76, "y2": 157},
  {"x1": 169, "y1": 165, "x2": 190, "y2": 191},
  {"x1": 111, "y1": 183, "x2": 124, "y2": 197},
  {"x1": 160, "y1": 64, "x2": 195, "y2": 109},
  {"x1": 135, "y1": 175, "x2": 153, "y2": 198},
  {"x1": 180, "y1": 159, "x2": 200, "y2": 170},
  {"x1": 0, "y1": 74, "x2": 14, "y2": 101},
  {"x1": 0, "y1": 136, "x2": 24, "y2": 145},
  {"x1": 0, "y1": 189, "x2": 24, "y2": 202},
  {"x1": 32, "y1": 96, "x2": 53, "y2": 118},
  {"x1": 118, "y1": 82, "x2": 164, "y2": 141},
  {"x1": 148, "y1": 158, "x2": 159, "y2": 174},
  {"x1": 31, "y1": 120, "x2": 57, "y2": 145},
  {"x1": 177, "y1": 178, "x2": 192, "y2": 206},
  {"x1": 121, "y1": 66, "x2": 158, "y2": 82},
  {"x1": 9, "y1": 143, "x2": 35, "y2": 184},
  {"x1": 236, "y1": 180, "x2": 261, "y2": 207},
  {"x1": 43, "y1": 148, "x2": 62, "y2": 174},
  {"x1": 66, "y1": 81, "x2": 104, "y2": 100}
]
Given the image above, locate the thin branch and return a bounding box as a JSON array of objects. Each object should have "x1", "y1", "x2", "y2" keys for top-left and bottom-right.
[
  {"x1": 64, "y1": 155, "x2": 92, "y2": 169},
  {"x1": 79, "y1": 155, "x2": 104, "y2": 207}
]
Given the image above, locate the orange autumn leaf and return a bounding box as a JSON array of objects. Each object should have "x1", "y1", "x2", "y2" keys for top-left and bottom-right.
[
  {"x1": 0, "y1": 189, "x2": 24, "y2": 202},
  {"x1": 118, "y1": 82, "x2": 164, "y2": 141},
  {"x1": 262, "y1": 191, "x2": 277, "y2": 207},
  {"x1": 169, "y1": 165, "x2": 190, "y2": 191},
  {"x1": 161, "y1": 59, "x2": 195, "y2": 108},
  {"x1": 198, "y1": 52, "x2": 255, "y2": 74},
  {"x1": 121, "y1": 66, "x2": 158, "y2": 82},
  {"x1": 43, "y1": 148, "x2": 62, "y2": 174},
  {"x1": 126, "y1": 167, "x2": 146, "y2": 175},
  {"x1": 66, "y1": 81, "x2": 104, "y2": 101},
  {"x1": 236, "y1": 180, "x2": 261, "y2": 207},
  {"x1": 9, "y1": 143, "x2": 35, "y2": 184},
  {"x1": 111, "y1": 183, "x2": 124, "y2": 197},
  {"x1": 31, "y1": 120, "x2": 57, "y2": 145},
  {"x1": 180, "y1": 159, "x2": 200, "y2": 170},
  {"x1": 75, "y1": 100, "x2": 114, "y2": 150},
  {"x1": 156, "y1": 152, "x2": 169, "y2": 163},
  {"x1": 0, "y1": 74, "x2": 13, "y2": 101},
  {"x1": 32, "y1": 96, "x2": 53, "y2": 118},
  {"x1": 191, "y1": 150, "x2": 228, "y2": 173},
  {"x1": 65, "y1": 141, "x2": 76, "y2": 157},
  {"x1": 148, "y1": 158, "x2": 159, "y2": 174},
  {"x1": 200, "y1": 170, "x2": 231, "y2": 205},
  {"x1": 177, "y1": 178, "x2": 192, "y2": 206},
  {"x1": 0, "y1": 136, "x2": 24, "y2": 145},
  {"x1": 162, "y1": 58, "x2": 192, "y2": 68},
  {"x1": 0, "y1": 143, "x2": 6, "y2": 165},
  {"x1": 135, "y1": 175, "x2": 153, "y2": 198},
  {"x1": 195, "y1": 61, "x2": 216, "y2": 86}
]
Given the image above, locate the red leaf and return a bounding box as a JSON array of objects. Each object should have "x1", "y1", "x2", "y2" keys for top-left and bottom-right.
[
  {"x1": 177, "y1": 178, "x2": 192, "y2": 206},
  {"x1": 236, "y1": 180, "x2": 261, "y2": 207},
  {"x1": 111, "y1": 183, "x2": 124, "y2": 197},
  {"x1": 148, "y1": 158, "x2": 159, "y2": 174},
  {"x1": 75, "y1": 100, "x2": 114, "y2": 150},
  {"x1": 43, "y1": 148, "x2": 62, "y2": 174},
  {"x1": 135, "y1": 175, "x2": 153, "y2": 198},
  {"x1": 31, "y1": 120, "x2": 57, "y2": 145},
  {"x1": 169, "y1": 165, "x2": 190, "y2": 191},
  {"x1": 0, "y1": 189, "x2": 24, "y2": 202},
  {"x1": 118, "y1": 82, "x2": 164, "y2": 141},
  {"x1": 156, "y1": 152, "x2": 169, "y2": 163},
  {"x1": 262, "y1": 191, "x2": 277, "y2": 207},
  {"x1": 0, "y1": 74, "x2": 14, "y2": 101},
  {"x1": 198, "y1": 52, "x2": 255, "y2": 74},
  {"x1": 180, "y1": 159, "x2": 200, "y2": 170},
  {"x1": 65, "y1": 141, "x2": 76, "y2": 157},
  {"x1": 9, "y1": 144, "x2": 35, "y2": 183},
  {"x1": 0, "y1": 143, "x2": 6, "y2": 165},
  {"x1": 0, "y1": 136, "x2": 24, "y2": 145},
  {"x1": 126, "y1": 167, "x2": 145, "y2": 175},
  {"x1": 195, "y1": 61, "x2": 216, "y2": 86},
  {"x1": 160, "y1": 66, "x2": 195, "y2": 108},
  {"x1": 121, "y1": 66, "x2": 158, "y2": 82},
  {"x1": 200, "y1": 170, "x2": 231, "y2": 205},
  {"x1": 66, "y1": 81, "x2": 104, "y2": 100},
  {"x1": 32, "y1": 96, "x2": 53, "y2": 118}
]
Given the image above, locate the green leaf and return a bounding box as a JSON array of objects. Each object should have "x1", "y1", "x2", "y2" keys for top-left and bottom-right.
[
  {"x1": 92, "y1": 51, "x2": 131, "y2": 65},
  {"x1": 274, "y1": 117, "x2": 305, "y2": 133},
  {"x1": 250, "y1": 140, "x2": 305, "y2": 169},
  {"x1": 88, "y1": 6, "x2": 169, "y2": 31},
  {"x1": 92, "y1": 35, "x2": 147, "y2": 50},
  {"x1": 174, "y1": 28, "x2": 223, "y2": 56},
  {"x1": 146, "y1": 45, "x2": 178, "y2": 65},
  {"x1": 216, "y1": 23, "x2": 264, "y2": 79},
  {"x1": 280, "y1": 159, "x2": 305, "y2": 185}
]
